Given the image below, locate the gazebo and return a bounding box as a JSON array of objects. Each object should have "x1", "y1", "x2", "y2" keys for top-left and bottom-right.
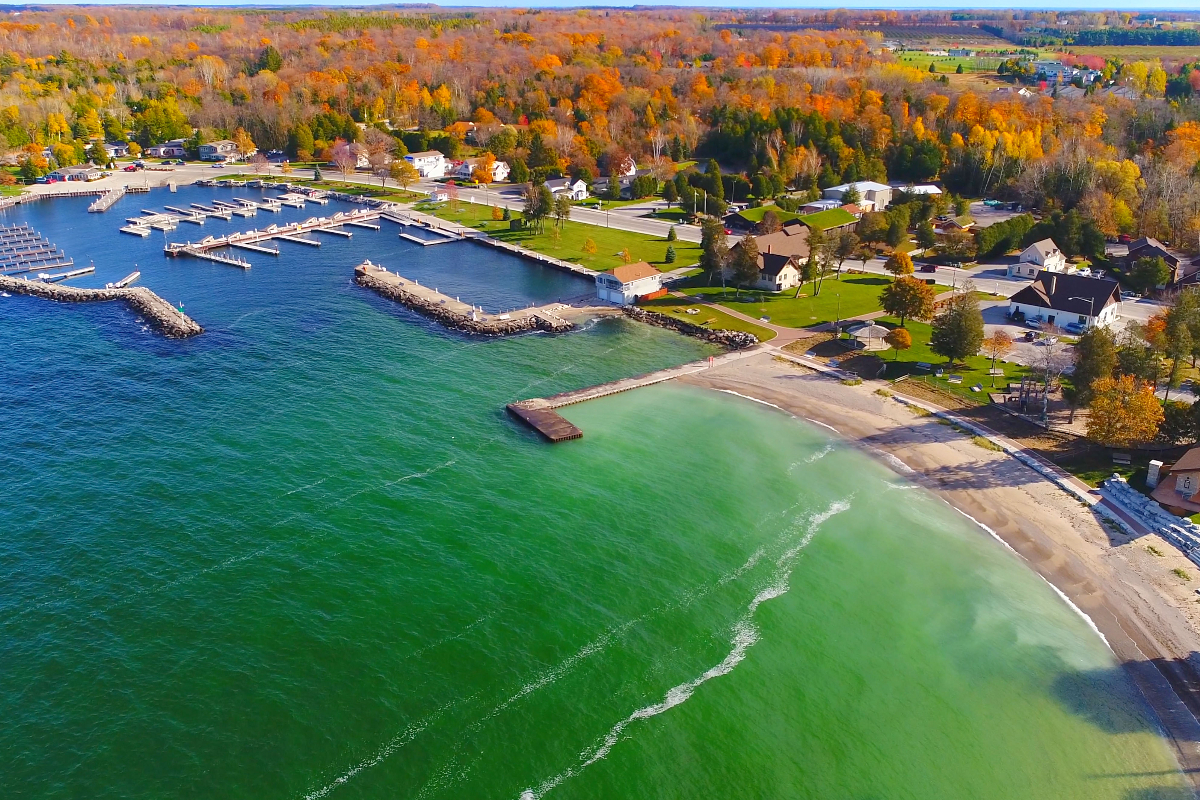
[{"x1": 847, "y1": 322, "x2": 890, "y2": 351}]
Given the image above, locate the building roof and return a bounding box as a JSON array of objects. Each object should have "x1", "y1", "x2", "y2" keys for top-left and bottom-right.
[
  {"x1": 606, "y1": 262, "x2": 660, "y2": 283},
  {"x1": 1128, "y1": 236, "x2": 1171, "y2": 253},
  {"x1": 203, "y1": 139, "x2": 236, "y2": 148},
  {"x1": 738, "y1": 224, "x2": 810, "y2": 260},
  {"x1": 1008, "y1": 270, "x2": 1120, "y2": 317},
  {"x1": 545, "y1": 177, "x2": 584, "y2": 190},
  {"x1": 899, "y1": 184, "x2": 943, "y2": 195},
  {"x1": 407, "y1": 150, "x2": 444, "y2": 158},
  {"x1": 759, "y1": 251, "x2": 797, "y2": 278},
  {"x1": 1022, "y1": 238, "x2": 1061, "y2": 260},
  {"x1": 827, "y1": 181, "x2": 890, "y2": 194},
  {"x1": 797, "y1": 207, "x2": 858, "y2": 231},
  {"x1": 1171, "y1": 447, "x2": 1200, "y2": 473}
]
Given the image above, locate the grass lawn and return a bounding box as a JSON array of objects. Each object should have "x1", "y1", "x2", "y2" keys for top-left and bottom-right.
[
  {"x1": 736, "y1": 205, "x2": 802, "y2": 225},
  {"x1": 0, "y1": 183, "x2": 23, "y2": 196},
  {"x1": 425, "y1": 202, "x2": 699, "y2": 272},
  {"x1": 647, "y1": 208, "x2": 689, "y2": 223},
  {"x1": 877, "y1": 317, "x2": 1032, "y2": 402},
  {"x1": 574, "y1": 197, "x2": 652, "y2": 209},
  {"x1": 682, "y1": 274, "x2": 945, "y2": 329},
  {"x1": 637, "y1": 296, "x2": 776, "y2": 342}
]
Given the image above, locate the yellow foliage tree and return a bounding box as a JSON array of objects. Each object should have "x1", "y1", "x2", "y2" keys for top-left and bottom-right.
[
  {"x1": 884, "y1": 251, "x2": 914, "y2": 276},
  {"x1": 1086, "y1": 375, "x2": 1164, "y2": 448}
]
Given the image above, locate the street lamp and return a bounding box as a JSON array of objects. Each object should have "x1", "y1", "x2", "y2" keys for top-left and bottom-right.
[{"x1": 1069, "y1": 295, "x2": 1095, "y2": 328}]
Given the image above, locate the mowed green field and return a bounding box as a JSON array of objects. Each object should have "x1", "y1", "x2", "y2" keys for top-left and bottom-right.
[{"x1": 1065, "y1": 45, "x2": 1200, "y2": 61}]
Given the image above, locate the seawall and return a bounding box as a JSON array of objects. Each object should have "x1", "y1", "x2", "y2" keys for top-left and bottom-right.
[
  {"x1": 354, "y1": 261, "x2": 574, "y2": 336},
  {"x1": 623, "y1": 305, "x2": 759, "y2": 349},
  {"x1": 0, "y1": 275, "x2": 203, "y2": 338}
]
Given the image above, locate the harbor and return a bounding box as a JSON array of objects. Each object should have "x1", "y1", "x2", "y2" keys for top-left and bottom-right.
[
  {"x1": 0, "y1": 223, "x2": 74, "y2": 275},
  {"x1": 354, "y1": 260, "x2": 574, "y2": 336},
  {"x1": 163, "y1": 208, "x2": 383, "y2": 265}
]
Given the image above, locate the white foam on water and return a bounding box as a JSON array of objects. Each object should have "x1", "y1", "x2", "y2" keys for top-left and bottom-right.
[
  {"x1": 866, "y1": 446, "x2": 915, "y2": 475},
  {"x1": 517, "y1": 499, "x2": 851, "y2": 800},
  {"x1": 946, "y1": 504, "x2": 1112, "y2": 652},
  {"x1": 715, "y1": 389, "x2": 796, "y2": 418},
  {"x1": 803, "y1": 416, "x2": 840, "y2": 433},
  {"x1": 283, "y1": 476, "x2": 327, "y2": 497},
  {"x1": 804, "y1": 444, "x2": 834, "y2": 463},
  {"x1": 302, "y1": 700, "x2": 459, "y2": 800}
]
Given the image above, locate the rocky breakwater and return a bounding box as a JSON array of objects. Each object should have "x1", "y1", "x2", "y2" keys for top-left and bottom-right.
[
  {"x1": 354, "y1": 261, "x2": 574, "y2": 336},
  {"x1": 0, "y1": 275, "x2": 202, "y2": 338},
  {"x1": 623, "y1": 305, "x2": 758, "y2": 349}
]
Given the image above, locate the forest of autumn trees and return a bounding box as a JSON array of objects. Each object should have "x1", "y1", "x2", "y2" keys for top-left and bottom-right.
[{"x1": 5, "y1": 7, "x2": 1200, "y2": 251}]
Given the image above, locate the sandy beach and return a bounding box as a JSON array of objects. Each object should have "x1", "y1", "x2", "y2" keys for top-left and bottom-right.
[{"x1": 681, "y1": 352, "x2": 1200, "y2": 788}]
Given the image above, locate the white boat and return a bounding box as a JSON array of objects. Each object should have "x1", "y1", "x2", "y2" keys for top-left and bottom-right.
[{"x1": 0, "y1": 292, "x2": 10, "y2": 297}]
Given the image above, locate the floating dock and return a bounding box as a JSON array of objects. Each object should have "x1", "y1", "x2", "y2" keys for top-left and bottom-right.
[
  {"x1": 39, "y1": 265, "x2": 94, "y2": 283},
  {"x1": 164, "y1": 209, "x2": 382, "y2": 262},
  {"x1": 88, "y1": 186, "x2": 126, "y2": 213},
  {"x1": 277, "y1": 234, "x2": 320, "y2": 247},
  {"x1": 106, "y1": 270, "x2": 140, "y2": 289},
  {"x1": 0, "y1": 224, "x2": 74, "y2": 275}
]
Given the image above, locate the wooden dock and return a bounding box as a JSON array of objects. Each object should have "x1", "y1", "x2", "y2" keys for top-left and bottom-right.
[
  {"x1": 505, "y1": 401, "x2": 583, "y2": 443},
  {"x1": 164, "y1": 209, "x2": 381, "y2": 260}
]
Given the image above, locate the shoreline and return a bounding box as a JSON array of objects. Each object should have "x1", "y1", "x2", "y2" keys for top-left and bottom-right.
[{"x1": 677, "y1": 352, "x2": 1200, "y2": 791}]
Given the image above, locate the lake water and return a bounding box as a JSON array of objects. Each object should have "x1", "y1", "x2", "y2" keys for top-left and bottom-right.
[{"x1": 0, "y1": 187, "x2": 1189, "y2": 800}]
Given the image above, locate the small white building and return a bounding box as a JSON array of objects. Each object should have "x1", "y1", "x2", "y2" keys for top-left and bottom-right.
[
  {"x1": 453, "y1": 157, "x2": 510, "y2": 183},
  {"x1": 428, "y1": 187, "x2": 450, "y2": 203},
  {"x1": 405, "y1": 150, "x2": 447, "y2": 178},
  {"x1": 545, "y1": 177, "x2": 589, "y2": 201},
  {"x1": 898, "y1": 184, "x2": 942, "y2": 196},
  {"x1": 104, "y1": 142, "x2": 130, "y2": 158},
  {"x1": 596, "y1": 262, "x2": 663, "y2": 305},
  {"x1": 1009, "y1": 238, "x2": 1067, "y2": 278},
  {"x1": 823, "y1": 181, "x2": 892, "y2": 210},
  {"x1": 1008, "y1": 271, "x2": 1121, "y2": 329}
]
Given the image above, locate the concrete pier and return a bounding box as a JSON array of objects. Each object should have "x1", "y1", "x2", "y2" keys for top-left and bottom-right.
[
  {"x1": 0, "y1": 274, "x2": 203, "y2": 338},
  {"x1": 354, "y1": 261, "x2": 574, "y2": 336}
]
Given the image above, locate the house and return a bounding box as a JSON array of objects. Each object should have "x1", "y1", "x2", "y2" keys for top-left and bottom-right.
[
  {"x1": 49, "y1": 164, "x2": 102, "y2": 181},
  {"x1": 1125, "y1": 237, "x2": 1198, "y2": 286},
  {"x1": 797, "y1": 207, "x2": 859, "y2": 234},
  {"x1": 1009, "y1": 238, "x2": 1067, "y2": 278},
  {"x1": 545, "y1": 177, "x2": 589, "y2": 201},
  {"x1": 428, "y1": 187, "x2": 451, "y2": 203},
  {"x1": 146, "y1": 139, "x2": 187, "y2": 158},
  {"x1": 1007, "y1": 271, "x2": 1121, "y2": 329},
  {"x1": 198, "y1": 140, "x2": 239, "y2": 162},
  {"x1": 823, "y1": 181, "x2": 892, "y2": 210},
  {"x1": 103, "y1": 142, "x2": 130, "y2": 158},
  {"x1": 1151, "y1": 447, "x2": 1200, "y2": 515},
  {"x1": 726, "y1": 229, "x2": 807, "y2": 291},
  {"x1": 453, "y1": 157, "x2": 510, "y2": 183},
  {"x1": 595, "y1": 262, "x2": 663, "y2": 305},
  {"x1": 934, "y1": 214, "x2": 974, "y2": 234},
  {"x1": 404, "y1": 150, "x2": 447, "y2": 178},
  {"x1": 948, "y1": 48, "x2": 975, "y2": 57}
]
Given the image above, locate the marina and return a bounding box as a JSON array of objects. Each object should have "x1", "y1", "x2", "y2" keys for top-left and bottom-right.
[
  {"x1": 87, "y1": 186, "x2": 126, "y2": 213},
  {"x1": 0, "y1": 224, "x2": 73, "y2": 274},
  {"x1": 163, "y1": 209, "x2": 385, "y2": 265}
]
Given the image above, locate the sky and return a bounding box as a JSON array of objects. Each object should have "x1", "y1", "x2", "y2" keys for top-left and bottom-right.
[{"x1": 4, "y1": 0, "x2": 1199, "y2": 9}]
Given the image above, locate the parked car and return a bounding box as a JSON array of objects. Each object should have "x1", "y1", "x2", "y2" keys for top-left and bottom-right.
[
  {"x1": 122, "y1": 165, "x2": 138, "y2": 172},
  {"x1": 1023, "y1": 330, "x2": 1039, "y2": 341},
  {"x1": 1024, "y1": 318, "x2": 1044, "y2": 329},
  {"x1": 1121, "y1": 291, "x2": 1139, "y2": 301},
  {"x1": 1064, "y1": 322, "x2": 1085, "y2": 334},
  {"x1": 1118, "y1": 234, "x2": 1132, "y2": 244}
]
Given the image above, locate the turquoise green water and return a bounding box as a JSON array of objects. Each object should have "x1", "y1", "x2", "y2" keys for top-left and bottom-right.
[{"x1": 0, "y1": 191, "x2": 1190, "y2": 799}]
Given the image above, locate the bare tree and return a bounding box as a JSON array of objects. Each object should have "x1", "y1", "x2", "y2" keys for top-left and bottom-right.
[{"x1": 331, "y1": 139, "x2": 357, "y2": 180}]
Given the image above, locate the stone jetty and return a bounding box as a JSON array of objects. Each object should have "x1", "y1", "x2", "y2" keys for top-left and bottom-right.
[
  {"x1": 354, "y1": 261, "x2": 573, "y2": 336},
  {"x1": 0, "y1": 275, "x2": 202, "y2": 338},
  {"x1": 623, "y1": 305, "x2": 758, "y2": 349}
]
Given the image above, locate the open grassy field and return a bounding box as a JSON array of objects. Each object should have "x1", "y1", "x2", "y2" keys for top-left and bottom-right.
[
  {"x1": 877, "y1": 317, "x2": 1031, "y2": 403},
  {"x1": 1066, "y1": 45, "x2": 1200, "y2": 61},
  {"x1": 424, "y1": 201, "x2": 699, "y2": 272},
  {"x1": 681, "y1": 273, "x2": 934, "y2": 329},
  {"x1": 637, "y1": 296, "x2": 776, "y2": 342}
]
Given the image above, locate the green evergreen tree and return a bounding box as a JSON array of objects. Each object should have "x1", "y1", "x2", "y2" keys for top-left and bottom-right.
[
  {"x1": 666, "y1": 225, "x2": 677, "y2": 242},
  {"x1": 665, "y1": 244, "x2": 676, "y2": 263}
]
